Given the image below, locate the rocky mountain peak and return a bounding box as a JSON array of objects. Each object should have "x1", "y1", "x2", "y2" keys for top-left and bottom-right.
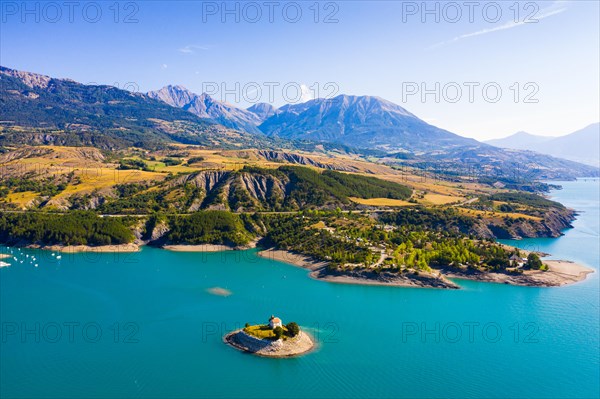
[
  {"x1": 0, "y1": 66, "x2": 51, "y2": 89},
  {"x1": 247, "y1": 103, "x2": 277, "y2": 121}
]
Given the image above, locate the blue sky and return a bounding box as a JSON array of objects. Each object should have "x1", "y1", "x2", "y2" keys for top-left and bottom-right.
[{"x1": 1, "y1": 0, "x2": 598, "y2": 140}]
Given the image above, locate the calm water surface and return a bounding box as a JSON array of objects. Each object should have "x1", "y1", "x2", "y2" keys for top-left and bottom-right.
[{"x1": 1, "y1": 179, "x2": 598, "y2": 398}]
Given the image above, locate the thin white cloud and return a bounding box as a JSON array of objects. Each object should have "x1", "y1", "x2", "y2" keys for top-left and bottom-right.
[
  {"x1": 161, "y1": 64, "x2": 168, "y2": 69},
  {"x1": 178, "y1": 45, "x2": 210, "y2": 54},
  {"x1": 429, "y1": 1, "x2": 568, "y2": 49}
]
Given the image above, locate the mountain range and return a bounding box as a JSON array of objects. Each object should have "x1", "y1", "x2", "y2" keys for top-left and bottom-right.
[
  {"x1": 1, "y1": 66, "x2": 598, "y2": 180},
  {"x1": 147, "y1": 85, "x2": 270, "y2": 134},
  {"x1": 486, "y1": 124, "x2": 600, "y2": 167},
  {"x1": 0, "y1": 66, "x2": 269, "y2": 150},
  {"x1": 148, "y1": 85, "x2": 479, "y2": 153},
  {"x1": 258, "y1": 95, "x2": 480, "y2": 153}
]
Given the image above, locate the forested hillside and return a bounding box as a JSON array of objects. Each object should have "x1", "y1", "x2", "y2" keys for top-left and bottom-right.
[
  {"x1": 0, "y1": 211, "x2": 134, "y2": 246},
  {"x1": 79, "y1": 166, "x2": 414, "y2": 214}
]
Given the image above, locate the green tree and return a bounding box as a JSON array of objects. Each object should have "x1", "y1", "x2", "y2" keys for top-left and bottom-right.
[
  {"x1": 273, "y1": 326, "x2": 284, "y2": 340},
  {"x1": 286, "y1": 322, "x2": 300, "y2": 337},
  {"x1": 526, "y1": 253, "x2": 543, "y2": 270}
]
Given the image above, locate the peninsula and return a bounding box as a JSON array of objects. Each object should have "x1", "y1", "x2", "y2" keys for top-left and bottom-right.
[{"x1": 258, "y1": 247, "x2": 593, "y2": 289}]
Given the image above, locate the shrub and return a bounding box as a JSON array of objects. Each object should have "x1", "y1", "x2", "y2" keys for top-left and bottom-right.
[
  {"x1": 286, "y1": 322, "x2": 300, "y2": 337},
  {"x1": 163, "y1": 158, "x2": 182, "y2": 166},
  {"x1": 526, "y1": 253, "x2": 543, "y2": 270},
  {"x1": 119, "y1": 158, "x2": 150, "y2": 171},
  {"x1": 273, "y1": 326, "x2": 283, "y2": 340},
  {"x1": 187, "y1": 156, "x2": 205, "y2": 164}
]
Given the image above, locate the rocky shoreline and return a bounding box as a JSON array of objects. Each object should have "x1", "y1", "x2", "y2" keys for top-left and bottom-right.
[
  {"x1": 162, "y1": 244, "x2": 237, "y2": 252},
  {"x1": 224, "y1": 329, "x2": 315, "y2": 358},
  {"x1": 258, "y1": 248, "x2": 459, "y2": 289},
  {"x1": 311, "y1": 267, "x2": 460, "y2": 289},
  {"x1": 472, "y1": 208, "x2": 576, "y2": 239}
]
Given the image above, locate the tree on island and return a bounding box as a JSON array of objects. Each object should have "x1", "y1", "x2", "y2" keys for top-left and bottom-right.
[
  {"x1": 526, "y1": 253, "x2": 544, "y2": 270},
  {"x1": 286, "y1": 322, "x2": 300, "y2": 337},
  {"x1": 273, "y1": 326, "x2": 284, "y2": 340}
]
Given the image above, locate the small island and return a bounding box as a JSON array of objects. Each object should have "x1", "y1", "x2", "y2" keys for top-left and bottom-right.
[{"x1": 224, "y1": 316, "x2": 315, "y2": 358}]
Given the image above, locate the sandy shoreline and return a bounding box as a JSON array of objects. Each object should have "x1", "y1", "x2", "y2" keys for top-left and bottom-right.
[
  {"x1": 528, "y1": 260, "x2": 594, "y2": 286},
  {"x1": 27, "y1": 243, "x2": 140, "y2": 253},
  {"x1": 162, "y1": 244, "x2": 236, "y2": 252},
  {"x1": 162, "y1": 239, "x2": 258, "y2": 252},
  {"x1": 438, "y1": 259, "x2": 594, "y2": 287},
  {"x1": 257, "y1": 248, "x2": 328, "y2": 270}
]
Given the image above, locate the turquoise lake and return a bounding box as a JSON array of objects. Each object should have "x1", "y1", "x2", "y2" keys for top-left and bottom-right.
[{"x1": 1, "y1": 179, "x2": 598, "y2": 398}]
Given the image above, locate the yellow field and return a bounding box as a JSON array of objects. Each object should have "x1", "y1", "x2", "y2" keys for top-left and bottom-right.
[
  {"x1": 55, "y1": 168, "x2": 162, "y2": 199},
  {"x1": 5, "y1": 191, "x2": 39, "y2": 207},
  {"x1": 127, "y1": 159, "x2": 199, "y2": 174},
  {"x1": 422, "y1": 193, "x2": 465, "y2": 205},
  {"x1": 349, "y1": 197, "x2": 416, "y2": 207},
  {"x1": 457, "y1": 208, "x2": 542, "y2": 221},
  {"x1": 364, "y1": 172, "x2": 493, "y2": 203}
]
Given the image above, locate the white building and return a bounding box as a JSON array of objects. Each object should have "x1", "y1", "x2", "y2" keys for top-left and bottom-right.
[{"x1": 269, "y1": 315, "x2": 282, "y2": 329}]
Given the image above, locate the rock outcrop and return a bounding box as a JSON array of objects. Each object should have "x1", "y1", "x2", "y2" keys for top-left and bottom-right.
[
  {"x1": 471, "y1": 208, "x2": 575, "y2": 239},
  {"x1": 224, "y1": 329, "x2": 314, "y2": 358}
]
